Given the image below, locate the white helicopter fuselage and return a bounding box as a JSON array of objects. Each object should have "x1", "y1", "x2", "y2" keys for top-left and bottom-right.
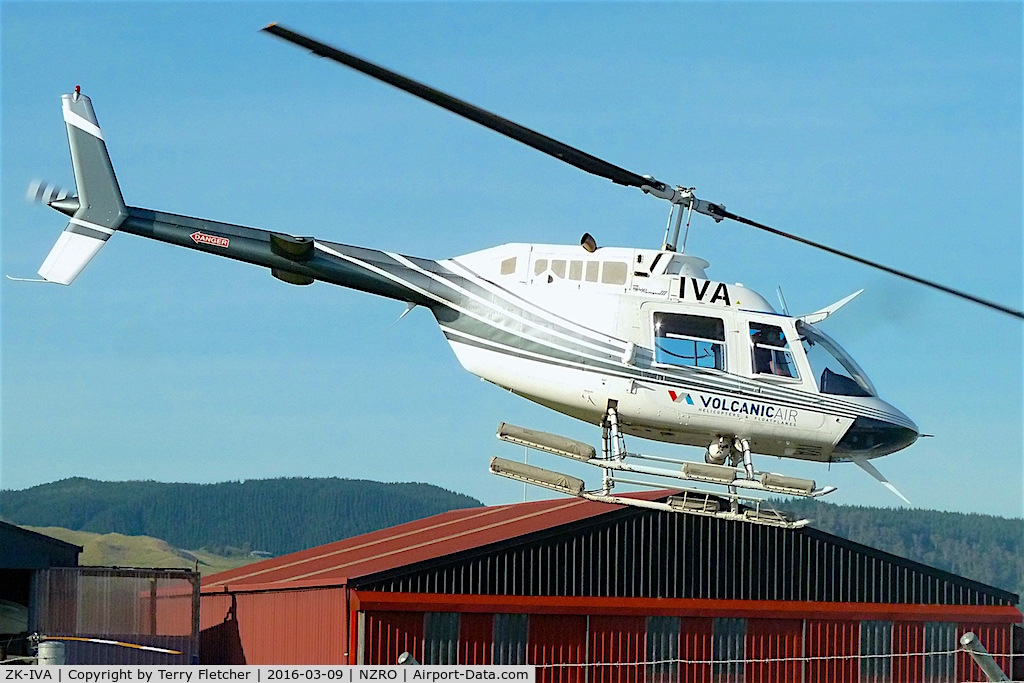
[
  {"x1": 443, "y1": 243, "x2": 917, "y2": 463},
  {"x1": 33, "y1": 88, "x2": 918, "y2": 480}
]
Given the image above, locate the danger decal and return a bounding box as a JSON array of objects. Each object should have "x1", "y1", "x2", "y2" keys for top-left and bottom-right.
[{"x1": 191, "y1": 231, "x2": 229, "y2": 248}]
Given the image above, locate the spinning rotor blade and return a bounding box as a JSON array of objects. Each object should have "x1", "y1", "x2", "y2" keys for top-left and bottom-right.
[
  {"x1": 263, "y1": 24, "x2": 1023, "y2": 321},
  {"x1": 715, "y1": 207, "x2": 1024, "y2": 320},
  {"x1": 261, "y1": 23, "x2": 671, "y2": 196}
]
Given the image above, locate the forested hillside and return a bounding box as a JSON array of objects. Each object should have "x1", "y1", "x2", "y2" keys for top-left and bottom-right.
[
  {"x1": 3, "y1": 478, "x2": 1019, "y2": 599},
  {"x1": 777, "y1": 498, "x2": 1023, "y2": 598},
  {"x1": 0, "y1": 477, "x2": 481, "y2": 556}
]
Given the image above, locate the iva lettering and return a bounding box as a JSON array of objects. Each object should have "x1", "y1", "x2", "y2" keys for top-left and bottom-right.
[{"x1": 681, "y1": 277, "x2": 731, "y2": 306}]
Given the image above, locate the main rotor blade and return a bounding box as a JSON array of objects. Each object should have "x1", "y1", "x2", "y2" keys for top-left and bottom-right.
[
  {"x1": 264, "y1": 24, "x2": 1022, "y2": 321},
  {"x1": 717, "y1": 207, "x2": 1024, "y2": 320},
  {"x1": 262, "y1": 23, "x2": 669, "y2": 194}
]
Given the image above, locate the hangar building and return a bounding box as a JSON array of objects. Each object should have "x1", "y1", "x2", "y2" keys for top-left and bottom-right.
[{"x1": 200, "y1": 491, "x2": 1021, "y2": 680}]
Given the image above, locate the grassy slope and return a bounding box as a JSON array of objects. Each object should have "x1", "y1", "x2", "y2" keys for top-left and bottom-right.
[{"x1": 25, "y1": 526, "x2": 260, "y2": 576}]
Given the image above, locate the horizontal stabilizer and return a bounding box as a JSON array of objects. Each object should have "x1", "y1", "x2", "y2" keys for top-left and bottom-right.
[{"x1": 38, "y1": 221, "x2": 112, "y2": 285}]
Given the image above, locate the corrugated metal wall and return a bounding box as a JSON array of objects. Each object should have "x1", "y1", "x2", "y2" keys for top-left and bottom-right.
[
  {"x1": 529, "y1": 615, "x2": 587, "y2": 683},
  {"x1": 200, "y1": 588, "x2": 348, "y2": 664},
  {"x1": 589, "y1": 615, "x2": 644, "y2": 683},
  {"x1": 459, "y1": 613, "x2": 493, "y2": 665},
  {"x1": 360, "y1": 508, "x2": 1017, "y2": 607},
  {"x1": 362, "y1": 610, "x2": 422, "y2": 665},
  {"x1": 678, "y1": 618, "x2": 713, "y2": 683},
  {"x1": 746, "y1": 618, "x2": 801, "y2": 683},
  {"x1": 31, "y1": 567, "x2": 198, "y2": 665},
  {"x1": 357, "y1": 609, "x2": 1018, "y2": 681},
  {"x1": 805, "y1": 620, "x2": 858, "y2": 682}
]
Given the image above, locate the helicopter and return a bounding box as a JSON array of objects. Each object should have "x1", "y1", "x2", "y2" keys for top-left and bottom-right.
[{"x1": 19, "y1": 24, "x2": 1023, "y2": 527}]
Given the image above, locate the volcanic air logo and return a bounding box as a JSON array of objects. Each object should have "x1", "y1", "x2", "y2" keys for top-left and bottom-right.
[{"x1": 668, "y1": 391, "x2": 694, "y2": 405}]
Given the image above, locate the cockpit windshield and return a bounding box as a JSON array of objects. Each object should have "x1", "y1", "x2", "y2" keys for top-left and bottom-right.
[{"x1": 796, "y1": 321, "x2": 877, "y2": 397}]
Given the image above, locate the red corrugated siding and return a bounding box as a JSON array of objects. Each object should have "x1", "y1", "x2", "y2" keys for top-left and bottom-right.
[
  {"x1": 679, "y1": 617, "x2": 712, "y2": 683},
  {"x1": 200, "y1": 589, "x2": 348, "y2": 664},
  {"x1": 589, "y1": 615, "x2": 645, "y2": 683},
  {"x1": 957, "y1": 623, "x2": 1013, "y2": 682},
  {"x1": 363, "y1": 611, "x2": 423, "y2": 665},
  {"x1": 199, "y1": 593, "x2": 245, "y2": 664},
  {"x1": 891, "y1": 621, "x2": 924, "y2": 682},
  {"x1": 747, "y1": 619, "x2": 802, "y2": 683},
  {"x1": 459, "y1": 612, "x2": 493, "y2": 665},
  {"x1": 805, "y1": 620, "x2": 858, "y2": 683},
  {"x1": 529, "y1": 614, "x2": 587, "y2": 683}
]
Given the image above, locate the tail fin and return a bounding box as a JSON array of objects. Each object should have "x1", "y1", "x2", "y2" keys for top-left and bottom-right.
[{"x1": 37, "y1": 88, "x2": 128, "y2": 285}]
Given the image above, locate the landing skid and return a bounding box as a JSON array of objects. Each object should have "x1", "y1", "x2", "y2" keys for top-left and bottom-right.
[{"x1": 490, "y1": 409, "x2": 833, "y2": 529}]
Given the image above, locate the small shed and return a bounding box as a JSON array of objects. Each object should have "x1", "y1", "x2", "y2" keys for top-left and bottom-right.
[
  {"x1": 0, "y1": 521, "x2": 81, "y2": 643},
  {"x1": 200, "y1": 491, "x2": 1021, "y2": 680}
]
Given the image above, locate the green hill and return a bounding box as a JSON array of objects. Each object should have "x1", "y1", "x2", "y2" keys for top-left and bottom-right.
[
  {"x1": 775, "y1": 498, "x2": 1023, "y2": 598},
  {"x1": 0, "y1": 477, "x2": 481, "y2": 556},
  {"x1": 22, "y1": 526, "x2": 260, "y2": 576}
]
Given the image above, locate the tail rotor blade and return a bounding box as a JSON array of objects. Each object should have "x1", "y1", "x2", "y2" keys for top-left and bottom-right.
[
  {"x1": 27, "y1": 179, "x2": 73, "y2": 205},
  {"x1": 850, "y1": 455, "x2": 911, "y2": 506}
]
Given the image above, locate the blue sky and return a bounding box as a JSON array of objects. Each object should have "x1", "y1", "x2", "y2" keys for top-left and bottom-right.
[{"x1": 2, "y1": 3, "x2": 1021, "y2": 517}]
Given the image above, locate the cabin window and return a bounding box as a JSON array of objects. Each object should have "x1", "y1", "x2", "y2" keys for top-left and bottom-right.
[
  {"x1": 796, "y1": 321, "x2": 876, "y2": 397},
  {"x1": 749, "y1": 322, "x2": 798, "y2": 378},
  {"x1": 569, "y1": 260, "x2": 583, "y2": 281},
  {"x1": 585, "y1": 261, "x2": 600, "y2": 282},
  {"x1": 533, "y1": 258, "x2": 548, "y2": 276},
  {"x1": 500, "y1": 257, "x2": 517, "y2": 275},
  {"x1": 551, "y1": 259, "x2": 567, "y2": 279},
  {"x1": 653, "y1": 312, "x2": 726, "y2": 370},
  {"x1": 601, "y1": 261, "x2": 628, "y2": 285}
]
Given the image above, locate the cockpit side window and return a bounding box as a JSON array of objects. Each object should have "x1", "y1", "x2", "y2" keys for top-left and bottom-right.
[
  {"x1": 796, "y1": 321, "x2": 876, "y2": 397},
  {"x1": 653, "y1": 313, "x2": 726, "y2": 371},
  {"x1": 749, "y1": 322, "x2": 798, "y2": 379}
]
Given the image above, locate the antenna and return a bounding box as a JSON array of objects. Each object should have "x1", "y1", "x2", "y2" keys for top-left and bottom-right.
[{"x1": 776, "y1": 287, "x2": 790, "y2": 316}]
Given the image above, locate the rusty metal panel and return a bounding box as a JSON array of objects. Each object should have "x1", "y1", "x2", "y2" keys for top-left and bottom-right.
[
  {"x1": 805, "y1": 620, "x2": 858, "y2": 683},
  {"x1": 679, "y1": 617, "x2": 713, "y2": 683},
  {"x1": 590, "y1": 615, "x2": 645, "y2": 683},
  {"x1": 528, "y1": 614, "x2": 586, "y2": 683},
  {"x1": 747, "y1": 618, "x2": 802, "y2": 683},
  {"x1": 459, "y1": 612, "x2": 493, "y2": 665},
  {"x1": 892, "y1": 621, "x2": 924, "y2": 682},
  {"x1": 364, "y1": 610, "x2": 423, "y2": 665},
  {"x1": 31, "y1": 567, "x2": 198, "y2": 664}
]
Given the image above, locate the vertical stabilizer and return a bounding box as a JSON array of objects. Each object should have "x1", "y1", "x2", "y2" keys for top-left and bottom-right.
[{"x1": 37, "y1": 89, "x2": 128, "y2": 285}]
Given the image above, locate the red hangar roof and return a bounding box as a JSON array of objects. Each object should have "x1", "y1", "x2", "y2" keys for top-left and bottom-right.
[{"x1": 202, "y1": 490, "x2": 671, "y2": 593}]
